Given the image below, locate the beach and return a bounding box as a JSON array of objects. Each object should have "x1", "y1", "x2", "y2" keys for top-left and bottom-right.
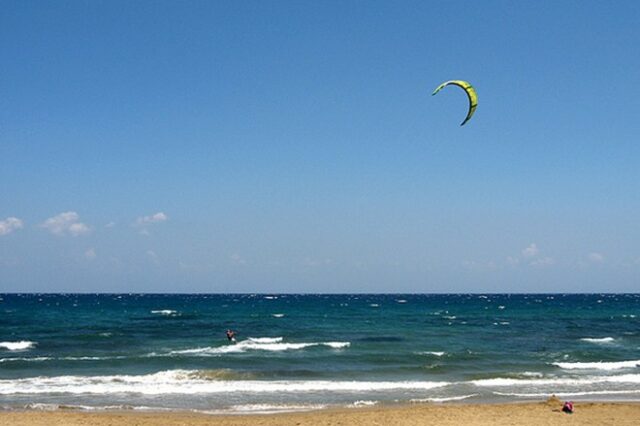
[{"x1": 2, "y1": 401, "x2": 640, "y2": 426}]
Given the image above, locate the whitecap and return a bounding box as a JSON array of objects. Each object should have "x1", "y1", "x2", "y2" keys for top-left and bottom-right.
[
  {"x1": 272, "y1": 314, "x2": 285, "y2": 318},
  {"x1": 150, "y1": 310, "x2": 177, "y2": 316},
  {"x1": 169, "y1": 337, "x2": 349, "y2": 355},
  {"x1": 0, "y1": 370, "x2": 449, "y2": 395},
  {"x1": 472, "y1": 373, "x2": 640, "y2": 387},
  {"x1": 352, "y1": 400, "x2": 378, "y2": 407},
  {"x1": 220, "y1": 404, "x2": 326, "y2": 414},
  {"x1": 0, "y1": 356, "x2": 51, "y2": 363},
  {"x1": 553, "y1": 360, "x2": 640, "y2": 370},
  {"x1": 410, "y1": 394, "x2": 477, "y2": 403},
  {"x1": 418, "y1": 351, "x2": 446, "y2": 357},
  {"x1": 580, "y1": 337, "x2": 615, "y2": 344},
  {"x1": 494, "y1": 389, "x2": 640, "y2": 398},
  {"x1": 0, "y1": 341, "x2": 36, "y2": 351}
]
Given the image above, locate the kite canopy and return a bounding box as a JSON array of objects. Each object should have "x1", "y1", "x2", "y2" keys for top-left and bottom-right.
[{"x1": 432, "y1": 80, "x2": 477, "y2": 126}]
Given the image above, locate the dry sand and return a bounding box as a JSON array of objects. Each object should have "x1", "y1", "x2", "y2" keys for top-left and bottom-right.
[{"x1": 2, "y1": 400, "x2": 640, "y2": 426}]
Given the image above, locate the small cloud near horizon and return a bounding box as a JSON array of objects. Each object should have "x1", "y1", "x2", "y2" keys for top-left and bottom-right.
[
  {"x1": 530, "y1": 256, "x2": 555, "y2": 268},
  {"x1": 135, "y1": 212, "x2": 168, "y2": 226},
  {"x1": 588, "y1": 252, "x2": 604, "y2": 263},
  {"x1": 41, "y1": 212, "x2": 90, "y2": 236},
  {"x1": 522, "y1": 243, "x2": 539, "y2": 258},
  {"x1": 0, "y1": 217, "x2": 23, "y2": 236}
]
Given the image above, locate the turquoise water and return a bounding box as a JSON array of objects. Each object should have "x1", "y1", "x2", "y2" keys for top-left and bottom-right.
[{"x1": 1, "y1": 294, "x2": 639, "y2": 413}]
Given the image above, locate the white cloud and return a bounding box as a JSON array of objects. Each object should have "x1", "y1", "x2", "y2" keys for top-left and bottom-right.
[
  {"x1": 136, "y1": 212, "x2": 168, "y2": 226},
  {"x1": 0, "y1": 217, "x2": 23, "y2": 236},
  {"x1": 588, "y1": 252, "x2": 604, "y2": 263},
  {"x1": 230, "y1": 253, "x2": 246, "y2": 265},
  {"x1": 530, "y1": 256, "x2": 555, "y2": 267},
  {"x1": 522, "y1": 243, "x2": 539, "y2": 258},
  {"x1": 146, "y1": 250, "x2": 159, "y2": 264},
  {"x1": 506, "y1": 256, "x2": 520, "y2": 266},
  {"x1": 41, "y1": 212, "x2": 90, "y2": 236},
  {"x1": 85, "y1": 248, "x2": 96, "y2": 259}
]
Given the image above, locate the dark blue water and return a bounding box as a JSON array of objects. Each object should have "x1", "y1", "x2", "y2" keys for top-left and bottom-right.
[{"x1": 1, "y1": 294, "x2": 639, "y2": 413}]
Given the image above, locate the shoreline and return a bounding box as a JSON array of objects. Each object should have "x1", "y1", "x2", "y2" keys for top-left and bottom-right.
[{"x1": 3, "y1": 400, "x2": 640, "y2": 426}]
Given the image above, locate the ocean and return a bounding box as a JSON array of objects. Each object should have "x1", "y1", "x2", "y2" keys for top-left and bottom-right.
[{"x1": 1, "y1": 293, "x2": 639, "y2": 414}]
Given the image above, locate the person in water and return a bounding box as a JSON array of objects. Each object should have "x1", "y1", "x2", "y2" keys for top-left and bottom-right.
[{"x1": 226, "y1": 329, "x2": 236, "y2": 341}]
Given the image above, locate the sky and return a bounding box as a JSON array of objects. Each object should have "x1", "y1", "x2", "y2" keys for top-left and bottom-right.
[{"x1": 1, "y1": 1, "x2": 640, "y2": 293}]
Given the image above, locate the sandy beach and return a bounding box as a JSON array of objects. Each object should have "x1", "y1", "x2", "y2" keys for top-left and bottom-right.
[{"x1": 2, "y1": 401, "x2": 640, "y2": 426}]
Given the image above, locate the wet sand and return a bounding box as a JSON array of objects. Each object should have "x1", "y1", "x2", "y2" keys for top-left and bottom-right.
[{"x1": 2, "y1": 400, "x2": 640, "y2": 426}]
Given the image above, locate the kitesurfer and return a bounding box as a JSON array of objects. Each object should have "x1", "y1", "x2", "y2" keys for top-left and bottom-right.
[{"x1": 226, "y1": 329, "x2": 236, "y2": 342}]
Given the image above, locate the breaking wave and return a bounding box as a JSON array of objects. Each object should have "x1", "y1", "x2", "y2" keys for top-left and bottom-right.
[
  {"x1": 0, "y1": 341, "x2": 36, "y2": 351},
  {"x1": 170, "y1": 337, "x2": 350, "y2": 355},
  {"x1": 0, "y1": 370, "x2": 448, "y2": 395},
  {"x1": 553, "y1": 360, "x2": 640, "y2": 371}
]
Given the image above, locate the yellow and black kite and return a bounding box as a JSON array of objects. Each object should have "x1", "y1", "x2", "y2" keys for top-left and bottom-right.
[{"x1": 432, "y1": 80, "x2": 478, "y2": 126}]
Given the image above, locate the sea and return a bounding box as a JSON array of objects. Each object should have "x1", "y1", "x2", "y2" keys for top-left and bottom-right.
[{"x1": 1, "y1": 293, "x2": 639, "y2": 414}]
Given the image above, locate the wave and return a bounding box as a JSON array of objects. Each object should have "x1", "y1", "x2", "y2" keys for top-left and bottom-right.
[
  {"x1": 0, "y1": 341, "x2": 36, "y2": 351},
  {"x1": 22, "y1": 403, "x2": 174, "y2": 412},
  {"x1": 272, "y1": 314, "x2": 285, "y2": 318},
  {"x1": 418, "y1": 351, "x2": 446, "y2": 357},
  {"x1": 580, "y1": 337, "x2": 615, "y2": 344},
  {"x1": 472, "y1": 374, "x2": 640, "y2": 387},
  {"x1": 494, "y1": 389, "x2": 640, "y2": 398},
  {"x1": 215, "y1": 404, "x2": 327, "y2": 414},
  {"x1": 352, "y1": 400, "x2": 378, "y2": 407},
  {"x1": 0, "y1": 370, "x2": 449, "y2": 395},
  {"x1": 553, "y1": 360, "x2": 640, "y2": 370},
  {"x1": 410, "y1": 394, "x2": 478, "y2": 403},
  {"x1": 0, "y1": 355, "x2": 130, "y2": 363},
  {"x1": 169, "y1": 337, "x2": 349, "y2": 355},
  {"x1": 150, "y1": 310, "x2": 178, "y2": 316},
  {"x1": 0, "y1": 357, "x2": 51, "y2": 363}
]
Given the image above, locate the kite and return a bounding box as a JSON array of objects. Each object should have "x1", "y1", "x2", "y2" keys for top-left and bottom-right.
[{"x1": 432, "y1": 80, "x2": 477, "y2": 126}]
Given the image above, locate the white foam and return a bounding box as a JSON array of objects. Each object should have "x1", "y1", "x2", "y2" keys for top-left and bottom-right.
[
  {"x1": 0, "y1": 370, "x2": 449, "y2": 395},
  {"x1": 472, "y1": 374, "x2": 640, "y2": 387},
  {"x1": 352, "y1": 400, "x2": 378, "y2": 407},
  {"x1": 418, "y1": 351, "x2": 446, "y2": 357},
  {"x1": 520, "y1": 372, "x2": 544, "y2": 378},
  {"x1": 410, "y1": 394, "x2": 477, "y2": 403},
  {"x1": 494, "y1": 389, "x2": 640, "y2": 398},
  {"x1": 222, "y1": 403, "x2": 327, "y2": 414},
  {"x1": 0, "y1": 341, "x2": 36, "y2": 351},
  {"x1": 272, "y1": 314, "x2": 285, "y2": 318},
  {"x1": 150, "y1": 310, "x2": 177, "y2": 315},
  {"x1": 0, "y1": 357, "x2": 51, "y2": 363},
  {"x1": 580, "y1": 337, "x2": 615, "y2": 344},
  {"x1": 23, "y1": 403, "x2": 61, "y2": 411},
  {"x1": 553, "y1": 360, "x2": 640, "y2": 370},
  {"x1": 170, "y1": 337, "x2": 349, "y2": 355},
  {"x1": 246, "y1": 337, "x2": 283, "y2": 344}
]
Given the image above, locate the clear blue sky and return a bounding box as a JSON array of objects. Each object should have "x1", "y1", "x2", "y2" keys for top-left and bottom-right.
[{"x1": 1, "y1": 1, "x2": 639, "y2": 293}]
